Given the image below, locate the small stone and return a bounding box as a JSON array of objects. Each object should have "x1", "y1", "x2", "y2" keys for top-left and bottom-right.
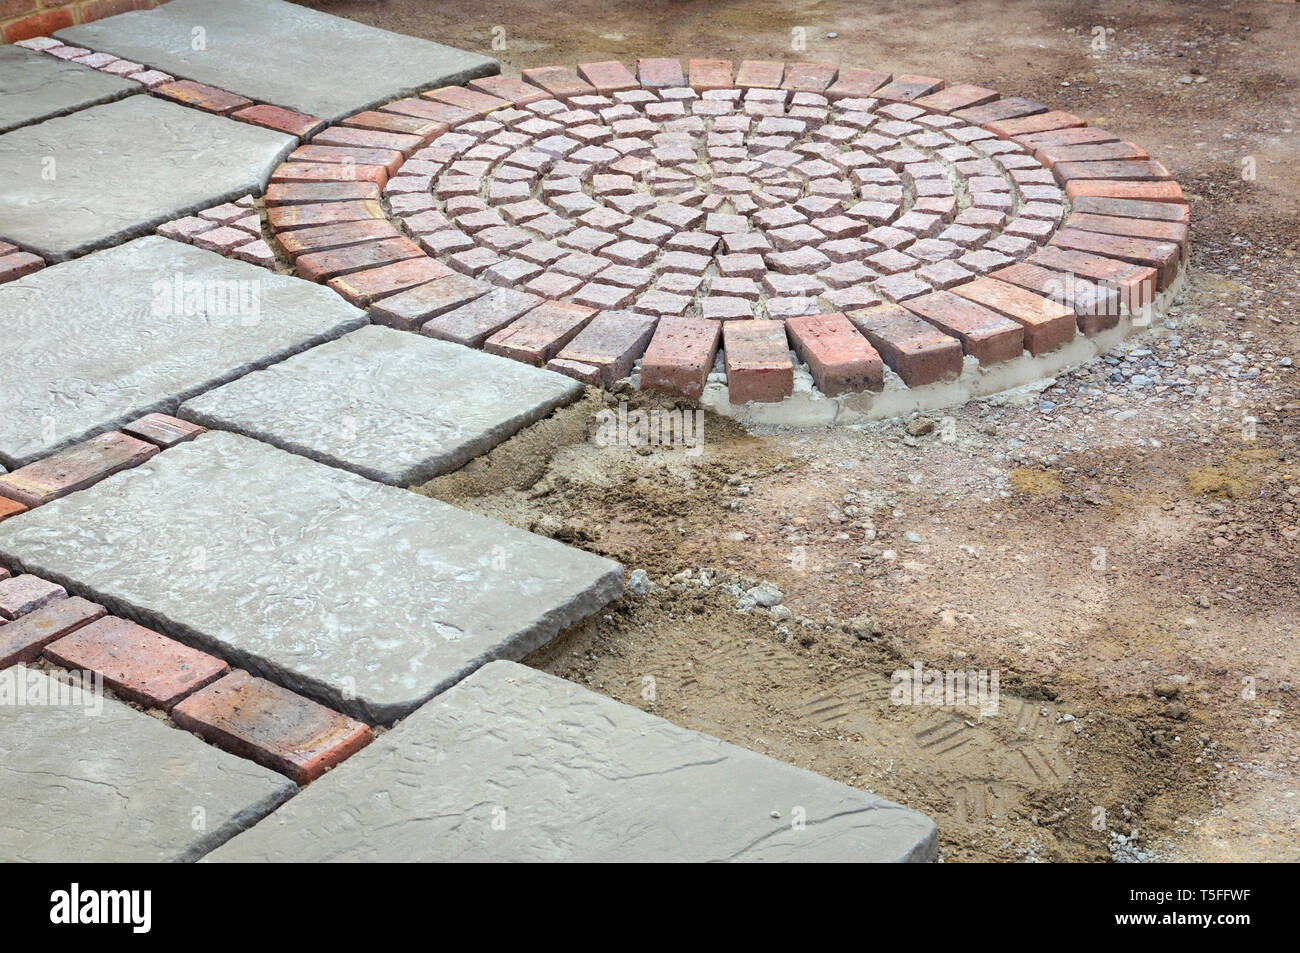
[
  {"x1": 746, "y1": 581, "x2": 783, "y2": 608},
  {"x1": 627, "y1": 569, "x2": 652, "y2": 596}
]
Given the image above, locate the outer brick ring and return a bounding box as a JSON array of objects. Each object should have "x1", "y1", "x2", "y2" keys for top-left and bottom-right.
[{"x1": 263, "y1": 57, "x2": 1189, "y2": 407}]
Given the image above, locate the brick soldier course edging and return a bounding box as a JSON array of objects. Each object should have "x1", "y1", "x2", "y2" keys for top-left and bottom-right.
[{"x1": 245, "y1": 56, "x2": 1189, "y2": 407}]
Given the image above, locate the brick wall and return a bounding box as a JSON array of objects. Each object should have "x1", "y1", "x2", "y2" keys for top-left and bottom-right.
[{"x1": 1, "y1": 0, "x2": 169, "y2": 45}]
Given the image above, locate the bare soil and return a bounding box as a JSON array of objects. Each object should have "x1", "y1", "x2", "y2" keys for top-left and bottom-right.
[{"x1": 318, "y1": 0, "x2": 1299, "y2": 861}]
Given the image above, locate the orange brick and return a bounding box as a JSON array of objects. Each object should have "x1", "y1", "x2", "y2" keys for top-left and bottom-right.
[
  {"x1": 44, "y1": 617, "x2": 228, "y2": 711},
  {"x1": 0, "y1": 432, "x2": 157, "y2": 509},
  {"x1": 904, "y1": 291, "x2": 1025, "y2": 365},
  {"x1": 264, "y1": 181, "x2": 382, "y2": 207},
  {"x1": 152, "y1": 79, "x2": 252, "y2": 115},
  {"x1": 326, "y1": 257, "x2": 454, "y2": 307},
  {"x1": 269, "y1": 161, "x2": 389, "y2": 187},
  {"x1": 990, "y1": 262, "x2": 1120, "y2": 337},
  {"x1": 468, "y1": 73, "x2": 549, "y2": 105},
  {"x1": 1070, "y1": 196, "x2": 1189, "y2": 225},
  {"x1": 688, "y1": 58, "x2": 733, "y2": 92},
  {"x1": 1027, "y1": 246, "x2": 1157, "y2": 313},
  {"x1": 232, "y1": 104, "x2": 324, "y2": 138},
  {"x1": 723, "y1": 320, "x2": 794, "y2": 403},
  {"x1": 267, "y1": 199, "x2": 387, "y2": 231},
  {"x1": 1065, "y1": 212, "x2": 1188, "y2": 248},
  {"x1": 2, "y1": 9, "x2": 74, "y2": 44},
  {"x1": 848, "y1": 304, "x2": 964, "y2": 387},
  {"x1": 294, "y1": 237, "x2": 424, "y2": 283},
  {"x1": 874, "y1": 74, "x2": 944, "y2": 102},
  {"x1": 484, "y1": 300, "x2": 597, "y2": 365},
  {"x1": 985, "y1": 110, "x2": 1086, "y2": 138},
  {"x1": 951, "y1": 277, "x2": 1077, "y2": 355},
  {"x1": 120, "y1": 413, "x2": 204, "y2": 449},
  {"x1": 342, "y1": 109, "x2": 447, "y2": 139},
  {"x1": 422, "y1": 85, "x2": 510, "y2": 115},
  {"x1": 637, "y1": 57, "x2": 685, "y2": 88},
  {"x1": 0, "y1": 497, "x2": 28, "y2": 524},
  {"x1": 1053, "y1": 159, "x2": 1171, "y2": 182},
  {"x1": 520, "y1": 65, "x2": 595, "y2": 98},
  {"x1": 1048, "y1": 228, "x2": 1181, "y2": 289},
  {"x1": 1064, "y1": 179, "x2": 1185, "y2": 203},
  {"x1": 825, "y1": 67, "x2": 891, "y2": 100},
  {"x1": 734, "y1": 60, "x2": 785, "y2": 89},
  {"x1": 785, "y1": 312, "x2": 884, "y2": 395},
  {"x1": 913, "y1": 84, "x2": 998, "y2": 113},
  {"x1": 1036, "y1": 140, "x2": 1149, "y2": 168},
  {"x1": 781, "y1": 62, "x2": 838, "y2": 93},
  {"x1": 277, "y1": 219, "x2": 403, "y2": 259},
  {"x1": 312, "y1": 124, "x2": 423, "y2": 157},
  {"x1": 0, "y1": 252, "x2": 45, "y2": 284},
  {"x1": 0, "y1": 597, "x2": 105, "y2": 670},
  {"x1": 576, "y1": 61, "x2": 638, "y2": 94},
  {"x1": 640, "y1": 316, "x2": 722, "y2": 399},
  {"x1": 172, "y1": 670, "x2": 373, "y2": 784}
]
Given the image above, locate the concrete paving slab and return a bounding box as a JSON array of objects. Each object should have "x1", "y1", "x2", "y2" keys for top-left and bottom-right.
[
  {"x1": 0, "y1": 45, "x2": 138, "y2": 134},
  {"x1": 0, "y1": 95, "x2": 293, "y2": 261},
  {"x1": 207, "y1": 660, "x2": 939, "y2": 862},
  {"x1": 0, "y1": 669, "x2": 294, "y2": 862},
  {"x1": 180, "y1": 325, "x2": 583, "y2": 486},
  {"x1": 57, "y1": 0, "x2": 498, "y2": 124},
  {"x1": 0, "y1": 433, "x2": 623, "y2": 724},
  {"x1": 0, "y1": 236, "x2": 364, "y2": 469}
]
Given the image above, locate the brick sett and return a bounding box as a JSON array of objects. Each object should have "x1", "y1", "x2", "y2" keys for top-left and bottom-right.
[
  {"x1": 44, "y1": 616, "x2": 229, "y2": 710},
  {"x1": 172, "y1": 670, "x2": 373, "y2": 784}
]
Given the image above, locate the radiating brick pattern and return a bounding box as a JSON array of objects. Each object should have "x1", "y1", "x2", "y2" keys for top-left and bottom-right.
[{"x1": 240, "y1": 56, "x2": 1188, "y2": 405}]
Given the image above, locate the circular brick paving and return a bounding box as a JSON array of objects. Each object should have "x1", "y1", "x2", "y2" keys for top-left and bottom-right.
[{"x1": 265, "y1": 59, "x2": 1190, "y2": 408}]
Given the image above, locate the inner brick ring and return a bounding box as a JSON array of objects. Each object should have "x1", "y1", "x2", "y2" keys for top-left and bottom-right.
[{"x1": 265, "y1": 58, "x2": 1189, "y2": 410}]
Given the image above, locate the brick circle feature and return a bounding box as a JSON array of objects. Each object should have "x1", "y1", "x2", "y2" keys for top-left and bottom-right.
[{"x1": 265, "y1": 59, "x2": 1189, "y2": 407}]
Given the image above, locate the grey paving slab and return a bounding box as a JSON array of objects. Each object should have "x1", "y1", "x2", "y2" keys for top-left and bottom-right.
[
  {"x1": 0, "y1": 669, "x2": 294, "y2": 862},
  {"x1": 180, "y1": 325, "x2": 582, "y2": 486},
  {"x1": 0, "y1": 433, "x2": 623, "y2": 724},
  {"x1": 0, "y1": 45, "x2": 138, "y2": 134},
  {"x1": 0, "y1": 236, "x2": 364, "y2": 469},
  {"x1": 0, "y1": 95, "x2": 293, "y2": 261},
  {"x1": 57, "y1": 0, "x2": 499, "y2": 124},
  {"x1": 207, "y1": 660, "x2": 939, "y2": 862}
]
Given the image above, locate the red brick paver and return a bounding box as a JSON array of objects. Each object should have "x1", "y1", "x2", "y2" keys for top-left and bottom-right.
[
  {"x1": 44, "y1": 617, "x2": 229, "y2": 711},
  {"x1": 172, "y1": 670, "x2": 373, "y2": 784},
  {"x1": 786, "y1": 312, "x2": 885, "y2": 395},
  {"x1": 121, "y1": 413, "x2": 205, "y2": 449},
  {"x1": 905, "y1": 291, "x2": 1025, "y2": 365},
  {"x1": 0, "y1": 432, "x2": 157, "y2": 509},
  {"x1": 723, "y1": 320, "x2": 795, "y2": 403},
  {"x1": 849, "y1": 305, "x2": 965, "y2": 387},
  {"x1": 0, "y1": 596, "x2": 106, "y2": 670}
]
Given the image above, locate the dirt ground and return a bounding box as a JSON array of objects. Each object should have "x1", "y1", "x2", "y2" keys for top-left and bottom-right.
[{"x1": 318, "y1": 0, "x2": 1298, "y2": 861}]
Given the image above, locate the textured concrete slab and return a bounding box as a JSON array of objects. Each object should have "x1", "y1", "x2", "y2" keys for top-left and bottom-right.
[
  {"x1": 57, "y1": 0, "x2": 498, "y2": 124},
  {"x1": 0, "y1": 96, "x2": 293, "y2": 260},
  {"x1": 207, "y1": 661, "x2": 939, "y2": 862},
  {"x1": 0, "y1": 236, "x2": 364, "y2": 469},
  {"x1": 0, "y1": 669, "x2": 294, "y2": 862},
  {"x1": 0, "y1": 433, "x2": 623, "y2": 723},
  {"x1": 0, "y1": 45, "x2": 138, "y2": 134},
  {"x1": 180, "y1": 325, "x2": 582, "y2": 486}
]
